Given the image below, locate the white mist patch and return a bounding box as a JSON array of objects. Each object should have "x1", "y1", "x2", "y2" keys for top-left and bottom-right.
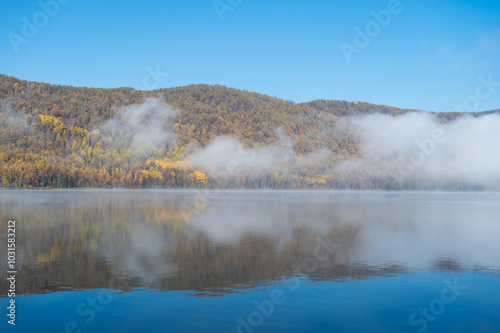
[
  {"x1": 189, "y1": 129, "x2": 332, "y2": 175},
  {"x1": 343, "y1": 112, "x2": 500, "y2": 186},
  {"x1": 189, "y1": 137, "x2": 291, "y2": 174},
  {"x1": 101, "y1": 97, "x2": 178, "y2": 148},
  {"x1": 0, "y1": 98, "x2": 28, "y2": 130}
]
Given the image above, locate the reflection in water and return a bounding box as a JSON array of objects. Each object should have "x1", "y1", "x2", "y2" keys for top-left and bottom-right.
[{"x1": 0, "y1": 190, "x2": 499, "y2": 297}]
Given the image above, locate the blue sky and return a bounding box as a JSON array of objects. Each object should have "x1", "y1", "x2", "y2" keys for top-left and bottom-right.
[{"x1": 1, "y1": 0, "x2": 500, "y2": 112}]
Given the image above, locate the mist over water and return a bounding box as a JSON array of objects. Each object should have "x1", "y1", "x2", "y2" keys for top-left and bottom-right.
[{"x1": 186, "y1": 111, "x2": 500, "y2": 189}]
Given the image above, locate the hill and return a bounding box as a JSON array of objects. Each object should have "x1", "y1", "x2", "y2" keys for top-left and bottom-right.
[{"x1": 0, "y1": 74, "x2": 498, "y2": 189}]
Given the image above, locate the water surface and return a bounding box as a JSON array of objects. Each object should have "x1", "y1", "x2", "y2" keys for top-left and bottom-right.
[{"x1": 1, "y1": 190, "x2": 499, "y2": 332}]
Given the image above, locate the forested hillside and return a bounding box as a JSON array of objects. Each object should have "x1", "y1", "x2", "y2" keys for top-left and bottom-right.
[{"x1": 0, "y1": 74, "x2": 498, "y2": 189}]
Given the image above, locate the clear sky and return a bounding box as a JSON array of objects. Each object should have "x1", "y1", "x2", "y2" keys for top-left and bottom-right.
[{"x1": 1, "y1": 0, "x2": 500, "y2": 112}]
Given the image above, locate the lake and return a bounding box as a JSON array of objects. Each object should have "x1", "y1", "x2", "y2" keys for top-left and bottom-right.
[{"x1": 1, "y1": 190, "x2": 500, "y2": 332}]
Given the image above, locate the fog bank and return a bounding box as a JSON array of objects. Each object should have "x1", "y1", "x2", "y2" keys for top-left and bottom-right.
[{"x1": 343, "y1": 112, "x2": 500, "y2": 187}]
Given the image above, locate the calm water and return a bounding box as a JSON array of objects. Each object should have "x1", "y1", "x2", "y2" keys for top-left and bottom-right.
[{"x1": 1, "y1": 190, "x2": 500, "y2": 333}]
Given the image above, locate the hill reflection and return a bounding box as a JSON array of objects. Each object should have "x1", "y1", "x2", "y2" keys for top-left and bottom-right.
[{"x1": 1, "y1": 190, "x2": 499, "y2": 296}]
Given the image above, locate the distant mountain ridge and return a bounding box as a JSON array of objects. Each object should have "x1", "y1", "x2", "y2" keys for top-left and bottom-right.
[{"x1": 1, "y1": 74, "x2": 498, "y2": 120}]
